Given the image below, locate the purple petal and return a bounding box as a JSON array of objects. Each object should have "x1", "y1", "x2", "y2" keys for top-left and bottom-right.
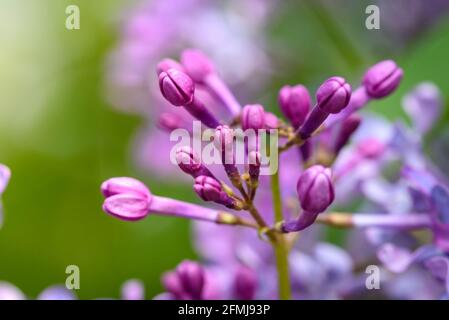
[
  {"x1": 102, "y1": 193, "x2": 150, "y2": 221},
  {"x1": 37, "y1": 285, "x2": 77, "y2": 300},
  {"x1": 401, "y1": 165, "x2": 438, "y2": 194},
  {"x1": 389, "y1": 123, "x2": 424, "y2": 167},
  {"x1": 429, "y1": 185, "x2": 449, "y2": 251},
  {"x1": 377, "y1": 243, "x2": 442, "y2": 273},
  {"x1": 377, "y1": 243, "x2": 414, "y2": 273},
  {"x1": 431, "y1": 185, "x2": 449, "y2": 224},
  {"x1": 233, "y1": 266, "x2": 257, "y2": 300},
  {"x1": 408, "y1": 186, "x2": 432, "y2": 212},
  {"x1": 424, "y1": 256, "x2": 449, "y2": 294},
  {"x1": 101, "y1": 177, "x2": 150, "y2": 199},
  {"x1": 402, "y1": 82, "x2": 442, "y2": 134}
]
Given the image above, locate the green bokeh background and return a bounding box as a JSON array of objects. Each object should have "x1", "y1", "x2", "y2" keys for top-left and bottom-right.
[{"x1": 0, "y1": 0, "x2": 448, "y2": 299}]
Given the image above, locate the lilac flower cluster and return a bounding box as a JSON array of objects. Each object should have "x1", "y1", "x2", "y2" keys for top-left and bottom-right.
[{"x1": 99, "y1": 44, "x2": 447, "y2": 300}]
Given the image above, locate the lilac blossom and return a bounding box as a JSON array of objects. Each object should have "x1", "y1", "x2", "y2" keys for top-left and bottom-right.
[
  {"x1": 299, "y1": 76, "x2": 351, "y2": 139},
  {"x1": 282, "y1": 165, "x2": 335, "y2": 233},
  {"x1": 101, "y1": 30, "x2": 449, "y2": 299},
  {"x1": 278, "y1": 85, "x2": 311, "y2": 129},
  {"x1": 402, "y1": 82, "x2": 442, "y2": 135}
]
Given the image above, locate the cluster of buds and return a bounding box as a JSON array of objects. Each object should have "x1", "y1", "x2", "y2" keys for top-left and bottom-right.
[
  {"x1": 101, "y1": 49, "x2": 404, "y2": 235},
  {"x1": 325, "y1": 60, "x2": 403, "y2": 127},
  {"x1": 101, "y1": 49, "x2": 406, "y2": 300}
]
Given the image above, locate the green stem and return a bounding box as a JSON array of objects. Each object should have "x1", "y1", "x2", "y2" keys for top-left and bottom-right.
[
  {"x1": 271, "y1": 170, "x2": 283, "y2": 222},
  {"x1": 270, "y1": 170, "x2": 292, "y2": 300}
]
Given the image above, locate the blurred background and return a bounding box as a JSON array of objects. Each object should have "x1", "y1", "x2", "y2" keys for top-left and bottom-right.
[{"x1": 0, "y1": 0, "x2": 448, "y2": 299}]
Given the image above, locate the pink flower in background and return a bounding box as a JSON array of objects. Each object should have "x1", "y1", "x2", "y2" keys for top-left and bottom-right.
[
  {"x1": 0, "y1": 282, "x2": 76, "y2": 300},
  {"x1": 0, "y1": 164, "x2": 11, "y2": 227}
]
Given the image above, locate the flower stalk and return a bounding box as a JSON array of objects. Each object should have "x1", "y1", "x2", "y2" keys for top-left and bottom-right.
[{"x1": 271, "y1": 168, "x2": 292, "y2": 300}]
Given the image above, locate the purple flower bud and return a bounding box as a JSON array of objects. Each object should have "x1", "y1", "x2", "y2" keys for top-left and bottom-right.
[
  {"x1": 101, "y1": 177, "x2": 151, "y2": 199},
  {"x1": 214, "y1": 125, "x2": 235, "y2": 166},
  {"x1": 241, "y1": 104, "x2": 265, "y2": 131},
  {"x1": 159, "y1": 69, "x2": 195, "y2": 106},
  {"x1": 193, "y1": 176, "x2": 222, "y2": 202},
  {"x1": 283, "y1": 166, "x2": 334, "y2": 233},
  {"x1": 176, "y1": 260, "x2": 205, "y2": 299},
  {"x1": 317, "y1": 76, "x2": 352, "y2": 114},
  {"x1": 213, "y1": 126, "x2": 241, "y2": 185},
  {"x1": 363, "y1": 60, "x2": 403, "y2": 99},
  {"x1": 159, "y1": 67, "x2": 219, "y2": 128},
  {"x1": 176, "y1": 146, "x2": 214, "y2": 178},
  {"x1": 248, "y1": 151, "x2": 261, "y2": 181},
  {"x1": 278, "y1": 85, "x2": 311, "y2": 128},
  {"x1": 248, "y1": 150, "x2": 261, "y2": 167},
  {"x1": 193, "y1": 176, "x2": 236, "y2": 208},
  {"x1": 264, "y1": 112, "x2": 280, "y2": 129},
  {"x1": 233, "y1": 266, "x2": 257, "y2": 300},
  {"x1": 156, "y1": 58, "x2": 185, "y2": 76},
  {"x1": 299, "y1": 77, "x2": 351, "y2": 139},
  {"x1": 162, "y1": 271, "x2": 186, "y2": 299},
  {"x1": 102, "y1": 193, "x2": 151, "y2": 221},
  {"x1": 101, "y1": 177, "x2": 152, "y2": 221},
  {"x1": 176, "y1": 146, "x2": 202, "y2": 173},
  {"x1": 214, "y1": 125, "x2": 234, "y2": 152},
  {"x1": 181, "y1": 49, "x2": 215, "y2": 83},
  {"x1": 297, "y1": 165, "x2": 334, "y2": 214},
  {"x1": 101, "y1": 177, "x2": 227, "y2": 224}
]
